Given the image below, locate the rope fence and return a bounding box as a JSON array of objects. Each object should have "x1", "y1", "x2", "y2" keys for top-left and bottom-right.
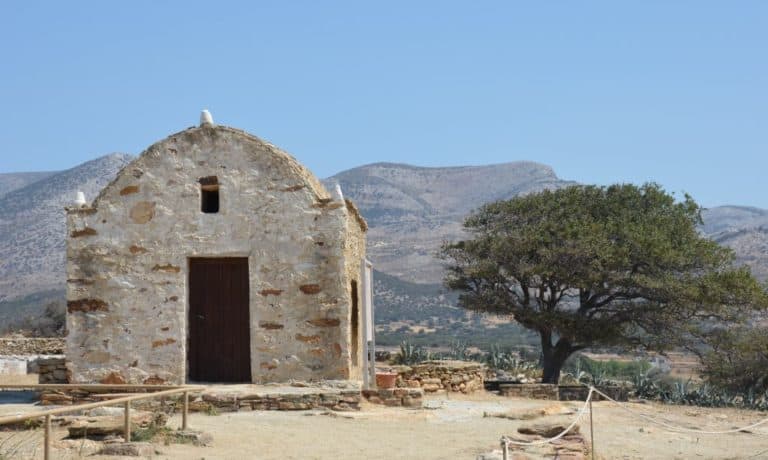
[
  {"x1": 0, "y1": 384, "x2": 204, "y2": 460},
  {"x1": 499, "y1": 385, "x2": 768, "y2": 460},
  {"x1": 591, "y1": 386, "x2": 768, "y2": 435},
  {"x1": 502, "y1": 387, "x2": 594, "y2": 446}
]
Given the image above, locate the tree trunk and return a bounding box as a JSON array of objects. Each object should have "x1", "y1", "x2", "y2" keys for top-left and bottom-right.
[{"x1": 540, "y1": 334, "x2": 576, "y2": 384}]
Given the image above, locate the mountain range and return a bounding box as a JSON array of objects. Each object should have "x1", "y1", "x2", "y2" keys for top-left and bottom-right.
[{"x1": 0, "y1": 154, "x2": 766, "y2": 333}]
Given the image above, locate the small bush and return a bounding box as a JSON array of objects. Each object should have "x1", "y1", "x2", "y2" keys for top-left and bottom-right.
[{"x1": 700, "y1": 327, "x2": 768, "y2": 394}]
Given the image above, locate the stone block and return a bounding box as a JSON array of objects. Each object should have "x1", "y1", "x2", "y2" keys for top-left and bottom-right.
[{"x1": 96, "y1": 442, "x2": 156, "y2": 457}]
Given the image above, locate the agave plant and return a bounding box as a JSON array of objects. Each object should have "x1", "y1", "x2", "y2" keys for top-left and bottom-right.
[
  {"x1": 485, "y1": 344, "x2": 539, "y2": 378},
  {"x1": 393, "y1": 340, "x2": 432, "y2": 365},
  {"x1": 448, "y1": 340, "x2": 469, "y2": 360},
  {"x1": 630, "y1": 370, "x2": 768, "y2": 411}
]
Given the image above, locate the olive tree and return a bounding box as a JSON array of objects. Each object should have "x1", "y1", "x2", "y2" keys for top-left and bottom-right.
[{"x1": 441, "y1": 184, "x2": 767, "y2": 383}]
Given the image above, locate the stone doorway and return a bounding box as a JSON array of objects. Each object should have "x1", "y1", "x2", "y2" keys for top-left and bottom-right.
[{"x1": 188, "y1": 257, "x2": 251, "y2": 383}]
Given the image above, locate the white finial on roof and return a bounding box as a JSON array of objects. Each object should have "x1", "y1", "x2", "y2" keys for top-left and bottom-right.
[
  {"x1": 332, "y1": 184, "x2": 344, "y2": 202},
  {"x1": 200, "y1": 109, "x2": 214, "y2": 126},
  {"x1": 74, "y1": 191, "x2": 86, "y2": 207}
]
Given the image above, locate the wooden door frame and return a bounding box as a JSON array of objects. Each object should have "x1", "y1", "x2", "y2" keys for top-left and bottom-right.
[{"x1": 186, "y1": 256, "x2": 252, "y2": 383}]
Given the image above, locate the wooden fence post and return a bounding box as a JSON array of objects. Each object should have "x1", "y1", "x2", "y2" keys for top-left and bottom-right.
[
  {"x1": 44, "y1": 414, "x2": 51, "y2": 460},
  {"x1": 124, "y1": 400, "x2": 131, "y2": 442},
  {"x1": 182, "y1": 391, "x2": 189, "y2": 430},
  {"x1": 589, "y1": 395, "x2": 595, "y2": 460}
]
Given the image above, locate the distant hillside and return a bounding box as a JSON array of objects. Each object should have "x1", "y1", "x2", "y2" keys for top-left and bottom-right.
[
  {"x1": 325, "y1": 162, "x2": 575, "y2": 283},
  {"x1": 326, "y1": 162, "x2": 768, "y2": 286},
  {"x1": 702, "y1": 206, "x2": 768, "y2": 282},
  {"x1": 372, "y1": 269, "x2": 461, "y2": 324},
  {"x1": 0, "y1": 155, "x2": 766, "y2": 340},
  {"x1": 0, "y1": 171, "x2": 57, "y2": 198},
  {"x1": 701, "y1": 206, "x2": 768, "y2": 234},
  {"x1": 0, "y1": 153, "x2": 133, "y2": 306}
]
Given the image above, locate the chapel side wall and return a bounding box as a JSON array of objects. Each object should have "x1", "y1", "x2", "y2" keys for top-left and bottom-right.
[
  {"x1": 66, "y1": 126, "x2": 353, "y2": 384},
  {"x1": 342, "y1": 201, "x2": 367, "y2": 381}
]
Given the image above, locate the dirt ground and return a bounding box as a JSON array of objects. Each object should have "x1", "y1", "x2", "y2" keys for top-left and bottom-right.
[{"x1": 2, "y1": 392, "x2": 768, "y2": 459}]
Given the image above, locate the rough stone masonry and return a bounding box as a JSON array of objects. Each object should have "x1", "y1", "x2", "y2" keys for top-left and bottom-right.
[{"x1": 65, "y1": 120, "x2": 367, "y2": 385}]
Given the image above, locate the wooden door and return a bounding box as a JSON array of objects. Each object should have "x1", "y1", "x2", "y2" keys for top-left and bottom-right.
[{"x1": 188, "y1": 258, "x2": 251, "y2": 383}]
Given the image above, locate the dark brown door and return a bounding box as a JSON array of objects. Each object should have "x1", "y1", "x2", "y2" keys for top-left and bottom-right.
[{"x1": 188, "y1": 258, "x2": 251, "y2": 383}]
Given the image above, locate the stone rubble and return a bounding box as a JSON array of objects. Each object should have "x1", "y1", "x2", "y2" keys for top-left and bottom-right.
[
  {"x1": 96, "y1": 442, "x2": 158, "y2": 457},
  {"x1": 65, "y1": 411, "x2": 166, "y2": 437},
  {"x1": 0, "y1": 338, "x2": 65, "y2": 355},
  {"x1": 477, "y1": 423, "x2": 590, "y2": 460}
]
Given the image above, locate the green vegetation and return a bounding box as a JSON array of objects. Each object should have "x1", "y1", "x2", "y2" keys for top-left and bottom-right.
[
  {"x1": 700, "y1": 326, "x2": 768, "y2": 394},
  {"x1": 132, "y1": 424, "x2": 173, "y2": 443},
  {"x1": 632, "y1": 373, "x2": 768, "y2": 411},
  {"x1": 562, "y1": 355, "x2": 652, "y2": 385},
  {"x1": 373, "y1": 269, "x2": 464, "y2": 324},
  {"x1": 391, "y1": 339, "x2": 540, "y2": 377},
  {"x1": 485, "y1": 344, "x2": 539, "y2": 375},
  {"x1": 392, "y1": 340, "x2": 432, "y2": 365},
  {"x1": 376, "y1": 320, "x2": 538, "y2": 350},
  {"x1": 441, "y1": 183, "x2": 768, "y2": 383}
]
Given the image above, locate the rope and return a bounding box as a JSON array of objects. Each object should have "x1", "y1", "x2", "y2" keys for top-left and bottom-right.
[
  {"x1": 591, "y1": 386, "x2": 768, "y2": 435},
  {"x1": 502, "y1": 386, "x2": 594, "y2": 446}
]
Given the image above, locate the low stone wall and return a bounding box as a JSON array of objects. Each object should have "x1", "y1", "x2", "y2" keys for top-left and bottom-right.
[
  {"x1": 199, "y1": 390, "x2": 362, "y2": 412},
  {"x1": 0, "y1": 338, "x2": 65, "y2": 355},
  {"x1": 40, "y1": 387, "x2": 363, "y2": 412},
  {"x1": 0, "y1": 354, "x2": 67, "y2": 383},
  {"x1": 496, "y1": 383, "x2": 630, "y2": 401},
  {"x1": 392, "y1": 360, "x2": 486, "y2": 394},
  {"x1": 499, "y1": 383, "x2": 559, "y2": 400},
  {"x1": 0, "y1": 338, "x2": 67, "y2": 383},
  {"x1": 559, "y1": 385, "x2": 629, "y2": 402},
  {"x1": 35, "y1": 357, "x2": 68, "y2": 383},
  {"x1": 362, "y1": 388, "x2": 423, "y2": 407}
]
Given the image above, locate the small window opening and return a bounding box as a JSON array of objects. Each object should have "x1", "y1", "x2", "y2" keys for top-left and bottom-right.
[
  {"x1": 199, "y1": 176, "x2": 219, "y2": 213},
  {"x1": 351, "y1": 280, "x2": 359, "y2": 365}
]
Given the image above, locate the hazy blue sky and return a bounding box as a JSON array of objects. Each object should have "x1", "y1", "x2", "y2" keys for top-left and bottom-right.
[{"x1": 1, "y1": 2, "x2": 766, "y2": 208}]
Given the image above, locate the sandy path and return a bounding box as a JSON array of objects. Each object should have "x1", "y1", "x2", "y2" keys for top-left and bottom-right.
[
  {"x1": 2, "y1": 393, "x2": 768, "y2": 459},
  {"x1": 154, "y1": 394, "x2": 768, "y2": 460}
]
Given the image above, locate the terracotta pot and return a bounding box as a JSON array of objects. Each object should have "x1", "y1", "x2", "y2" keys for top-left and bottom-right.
[{"x1": 376, "y1": 372, "x2": 398, "y2": 389}]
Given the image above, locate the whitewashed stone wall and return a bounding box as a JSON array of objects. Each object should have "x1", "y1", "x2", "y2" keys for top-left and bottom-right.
[{"x1": 66, "y1": 125, "x2": 366, "y2": 384}]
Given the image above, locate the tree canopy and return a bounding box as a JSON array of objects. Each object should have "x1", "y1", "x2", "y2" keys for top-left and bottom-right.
[{"x1": 441, "y1": 183, "x2": 768, "y2": 383}]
